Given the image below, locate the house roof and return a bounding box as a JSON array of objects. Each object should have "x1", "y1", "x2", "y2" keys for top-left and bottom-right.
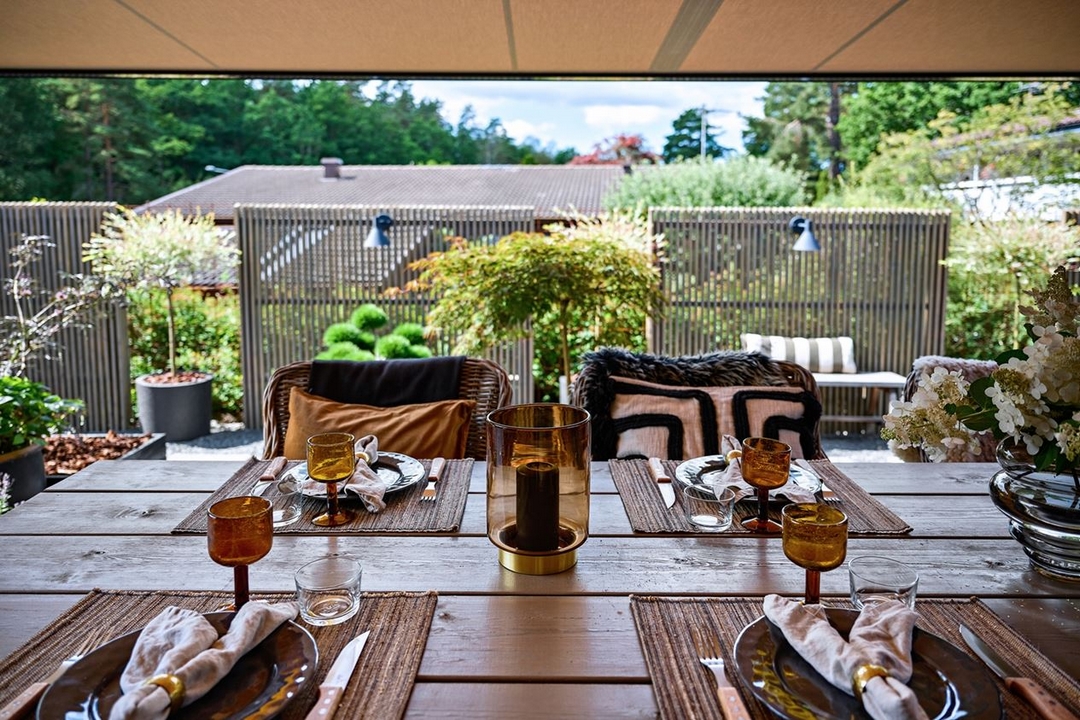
[{"x1": 141, "y1": 164, "x2": 628, "y2": 221}]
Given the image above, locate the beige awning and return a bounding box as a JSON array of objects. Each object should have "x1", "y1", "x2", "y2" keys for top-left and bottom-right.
[{"x1": 2, "y1": 0, "x2": 1077, "y2": 76}]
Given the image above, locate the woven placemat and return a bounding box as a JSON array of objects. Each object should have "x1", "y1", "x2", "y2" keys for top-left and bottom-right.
[
  {"x1": 0, "y1": 589, "x2": 436, "y2": 720},
  {"x1": 610, "y1": 458, "x2": 912, "y2": 535},
  {"x1": 630, "y1": 595, "x2": 1080, "y2": 720},
  {"x1": 172, "y1": 456, "x2": 473, "y2": 534}
]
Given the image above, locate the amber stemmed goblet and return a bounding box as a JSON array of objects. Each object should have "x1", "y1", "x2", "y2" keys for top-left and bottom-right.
[
  {"x1": 207, "y1": 496, "x2": 273, "y2": 609},
  {"x1": 307, "y1": 432, "x2": 356, "y2": 527},
  {"x1": 739, "y1": 437, "x2": 791, "y2": 533},
  {"x1": 782, "y1": 503, "x2": 849, "y2": 605}
]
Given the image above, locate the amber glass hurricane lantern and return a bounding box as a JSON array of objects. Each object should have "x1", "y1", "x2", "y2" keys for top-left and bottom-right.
[{"x1": 487, "y1": 404, "x2": 590, "y2": 575}]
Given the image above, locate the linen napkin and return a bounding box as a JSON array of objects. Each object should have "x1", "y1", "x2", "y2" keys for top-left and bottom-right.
[
  {"x1": 300, "y1": 434, "x2": 389, "y2": 512},
  {"x1": 109, "y1": 601, "x2": 298, "y2": 720},
  {"x1": 762, "y1": 594, "x2": 929, "y2": 720},
  {"x1": 702, "y1": 436, "x2": 816, "y2": 504}
]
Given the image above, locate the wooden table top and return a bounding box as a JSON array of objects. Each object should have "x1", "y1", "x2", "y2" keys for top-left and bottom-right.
[{"x1": 1, "y1": 459, "x2": 1077, "y2": 717}]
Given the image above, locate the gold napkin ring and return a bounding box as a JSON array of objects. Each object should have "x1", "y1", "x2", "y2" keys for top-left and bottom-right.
[
  {"x1": 144, "y1": 673, "x2": 185, "y2": 713},
  {"x1": 852, "y1": 664, "x2": 890, "y2": 700}
]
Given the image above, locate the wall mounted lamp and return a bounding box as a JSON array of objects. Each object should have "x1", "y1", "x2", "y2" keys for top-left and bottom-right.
[
  {"x1": 789, "y1": 216, "x2": 820, "y2": 252},
  {"x1": 365, "y1": 214, "x2": 394, "y2": 248}
]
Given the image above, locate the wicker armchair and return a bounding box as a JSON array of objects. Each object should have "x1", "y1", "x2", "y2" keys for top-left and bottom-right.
[{"x1": 261, "y1": 358, "x2": 512, "y2": 460}]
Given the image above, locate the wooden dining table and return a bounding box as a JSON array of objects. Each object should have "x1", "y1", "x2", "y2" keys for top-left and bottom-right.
[{"x1": 0, "y1": 459, "x2": 1078, "y2": 717}]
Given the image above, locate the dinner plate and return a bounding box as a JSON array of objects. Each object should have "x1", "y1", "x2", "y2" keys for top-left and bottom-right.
[
  {"x1": 673, "y1": 455, "x2": 822, "y2": 495},
  {"x1": 37, "y1": 611, "x2": 318, "y2": 720},
  {"x1": 733, "y1": 608, "x2": 1002, "y2": 720},
  {"x1": 292, "y1": 451, "x2": 425, "y2": 498}
]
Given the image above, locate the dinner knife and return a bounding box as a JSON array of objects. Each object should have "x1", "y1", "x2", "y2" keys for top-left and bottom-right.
[
  {"x1": 648, "y1": 457, "x2": 677, "y2": 509},
  {"x1": 304, "y1": 630, "x2": 370, "y2": 720},
  {"x1": 422, "y1": 456, "x2": 446, "y2": 500},
  {"x1": 959, "y1": 624, "x2": 1078, "y2": 720},
  {"x1": 253, "y1": 456, "x2": 288, "y2": 495}
]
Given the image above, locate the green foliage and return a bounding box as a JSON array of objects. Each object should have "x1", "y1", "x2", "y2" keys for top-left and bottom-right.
[
  {"x1": 323, "y1": 322, "x2": 368, "y2": 348},
  {"x1": 316, "y1": 343, "x2": 374, "y2": 362},
  {"x1": 350, "y1": 303, "x2": 389, "y2": 331},
  {"x1": 391, "y1": 322, "x2": 426, "y2": 345},
  {"x1": 126, "y1": 289, "x2": 243, "y2": 420},
  {"x1": 404, "y1": 344, "x2": 433, "y2": 359},
  {"x1": 0, "y1": 376, "x2": 83, "y2": 454},
  {"x1": 944, "y1": 217, "x2": 1080, "y2": 358},
  {"x1": 663, "y1": 108, "x2": 731, "y2": 163},
  {"x1": 375, "y1": 334, "x2": 414, "y2": 359},
  {"x1": 603, "y1": 157, "x2": 807, "y2": 211},
  {"x1": 407, "y1": 212, "x2": 665, "y2": 395}
]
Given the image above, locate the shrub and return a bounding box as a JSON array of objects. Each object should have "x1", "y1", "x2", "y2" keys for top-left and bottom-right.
[
  {"x1": 391, "y1": 322, "x2": 426, "y2": 346},
  {"x1": 0, "y1": 376, "x2": 83, "y2": 454},
  {"x1": 316, "y1": 304, "x2": 431, "y2": 360},
  {"x1": 375, "y1": 334, "x2": 414, "y2": 359},
  {"x1": 404, "y1": 344, "x2": 433, "y2": 359},
  {"x1": 323, "y1": 322, "x2": 368, "y2": 348},
  {"x1": 316, "y1": 343, "x2": 375, "y2": 361},
  {"x1": 350, "y1": 303, "x2": 389, "y2": 331}
]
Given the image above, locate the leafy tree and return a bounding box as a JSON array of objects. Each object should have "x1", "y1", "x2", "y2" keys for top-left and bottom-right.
[
  {"x1": 663, "y1": 108, "x2": 730, "y2": 162},
  {"x1": 604, "y1": 156, "x2": 807, "y2": 211},
  {"x1": 0, "y1": 80, "x2": 68, "y2": 199},
  {"x1": 570, "y1": 134, "x2": 660, "y2": 166}
]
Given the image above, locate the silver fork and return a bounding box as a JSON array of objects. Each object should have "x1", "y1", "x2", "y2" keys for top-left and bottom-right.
[
  {"x1": 420, "y1": 457, "x2": 446, "y2": 502},
  {"x1": 691, "y1": 627, "x2": 751, "y2": 720},
  {"x1": 0, "y1": 627, "x2": 110, "y2": 720}
]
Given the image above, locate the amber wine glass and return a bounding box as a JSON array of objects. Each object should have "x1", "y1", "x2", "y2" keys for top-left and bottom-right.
[
  {"x1": 782, "y1": 503, "x2": 848, "y2": 604},
  {"x1": 207, "y1": 496, "x2": 273, "y2": 609},
  {"x1": 307, "y1": 432, "x2": 356, "y2": 527},
  {"x1": 739, "y1": 437, "x2": 791, "y2": 533}
]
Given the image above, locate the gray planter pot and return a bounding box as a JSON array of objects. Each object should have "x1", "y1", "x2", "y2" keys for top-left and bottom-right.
[
  {"x1": 135, "y1": 374, "x2": 214, "y2": 441},
  {"x1": 45, "y1": 432, "x2": 167, "y2": 485},
  {"x1": 0, "y1": 444, "x2": 46, "y2": 504}
]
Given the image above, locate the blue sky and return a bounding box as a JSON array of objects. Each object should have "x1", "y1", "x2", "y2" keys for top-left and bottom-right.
[{"x1": 408, "y1": 80, "x2": 768, "y2": 157}]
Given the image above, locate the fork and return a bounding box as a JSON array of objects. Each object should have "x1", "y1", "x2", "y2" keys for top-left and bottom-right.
[
  {"x1": 420, "y1": 457, "x2": 446, "y2": 502},
  {"x1": 0, "y1": 627, "x2": 110, "y2": 720},
  {"x1": 691, "y1": 627, "x2": 751, "y2": 720}
]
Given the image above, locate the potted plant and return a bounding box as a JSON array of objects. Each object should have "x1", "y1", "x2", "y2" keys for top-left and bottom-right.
[
  {"x1": 401, "y1": 211, "x2": 665, "y2": 401},
  {"x1": 317, "y1": 303, "x2": 434, "y2": 361},
  {"x1": 84, "y1": 208, "x2": 239, "y2": 440},
  {"x1": 0, "y1": 376, "x2": 83, "y2": 504}
]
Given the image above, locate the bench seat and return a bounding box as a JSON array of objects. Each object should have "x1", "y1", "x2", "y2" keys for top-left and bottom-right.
[{"x1": 812, "y1": 371, "x2": 907, "y2": 425}]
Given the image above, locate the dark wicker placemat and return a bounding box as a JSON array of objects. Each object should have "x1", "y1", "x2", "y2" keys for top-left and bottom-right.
[
  {"x1": 0, "y1": 589, "x2": 436, "y2": 720},
  {"x1": 172, "y1": 457, "x2": 473, "y2": 534},
  {"x1": 631, "y1": 595, "x2": 1080, "y2": 720},
  {"x1": 610, "y1": 458, "x2": 912, "y2": 535}
]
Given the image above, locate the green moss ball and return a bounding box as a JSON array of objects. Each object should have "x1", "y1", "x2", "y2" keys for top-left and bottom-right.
[{"x1": 350, "y1": 303, "x2": 389, "y2": 331}]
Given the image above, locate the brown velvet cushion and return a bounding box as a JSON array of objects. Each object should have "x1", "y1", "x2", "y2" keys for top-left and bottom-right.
[{"x1": 282, "y1": 387, "x2": 476, "y2": 460}]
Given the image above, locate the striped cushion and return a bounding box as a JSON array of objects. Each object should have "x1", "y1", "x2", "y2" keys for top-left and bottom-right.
[
  {"x1": 741, "y1": 334, "x2": 857, "y2": 374},
  {"x1": 608, "y1": 376, "x2": 821, "y2": 460}
]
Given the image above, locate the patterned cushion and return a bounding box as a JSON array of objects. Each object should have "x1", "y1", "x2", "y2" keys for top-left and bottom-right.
[
  {"x1": 607, "y1": 375, "x2": 822, "y2": 460},
  {"x1": 741, "y1": 334, "x2": 858, "y2": 374}
]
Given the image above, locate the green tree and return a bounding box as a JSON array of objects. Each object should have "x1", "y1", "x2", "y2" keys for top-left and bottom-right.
[{"x1": 663, "y1": 108, "x2": 730, "y2": 162}]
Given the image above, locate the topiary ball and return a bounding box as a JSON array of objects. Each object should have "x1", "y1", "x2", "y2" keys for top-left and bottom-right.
[
  {"x1": 323, "y1": 322, "x2": 367, "y2": 347},
  {"x1": 316, "y1": 342, "x2": 369, "y2": 361},
  {"x1": 354, "y1": 330, "x2": 376, "y2": 351},
  {"x1": 375, "y1": 334, "x2": 413, "y2": 359},
  {"x1": 350, "y1": 303, "x2": 389, "y2": 331},
  {"x1": 404, "y1": 344, "x2": 433, "y2": 359},
  {"x1": 391, "y1": 322, "x2": 426, "y2": 346}
]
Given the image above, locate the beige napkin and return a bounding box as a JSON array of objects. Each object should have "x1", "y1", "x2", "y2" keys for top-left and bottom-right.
[
  {"x1": 109, "y1": 601, "x2": 298, "y2": 720},
  {"x1": 703, "y1": 436, "x2": 816, "y2": 504},
  {"x1": 763, "y1": 594, "x2": 929, "y2": 720},
  {"x1": 300, "y1": 434, "x2": 388, "y2": 512}
]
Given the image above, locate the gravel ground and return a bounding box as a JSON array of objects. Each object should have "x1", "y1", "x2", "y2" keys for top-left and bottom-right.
[{"x1": 167, "y1": 425, "x2": 898, "y2": 463}]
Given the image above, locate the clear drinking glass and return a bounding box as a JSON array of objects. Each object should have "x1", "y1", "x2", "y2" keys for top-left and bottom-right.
[
  {"x1": 848, "y1": 556, "x2": 919, "y2": 609},
  {"x1": 782, "y1": 502, "x2": 848, "y2": 604},
  {"x1": 740, "y1": 437, "x2": 791, "y2": 533},
  {"x1": 295, "y1": 555, "x2": 362, "y2": 626},
  {"x1": 682, "y1": 485, "x2": 735, "y2": 531},
  {"x1": 306, "y1": 432, "x2": 356, "y2": 527},
  {"x1": 207, "y1": 495, "x2": 273, "y2": 609}
]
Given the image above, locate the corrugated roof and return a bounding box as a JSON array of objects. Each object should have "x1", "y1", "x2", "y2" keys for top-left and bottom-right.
[{"x1": 141, "y1": 164, "x2": 629, "y2": 221}]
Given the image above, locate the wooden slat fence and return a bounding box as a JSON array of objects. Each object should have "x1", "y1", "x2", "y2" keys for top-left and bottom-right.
[
  {"x1": 237, "y1": 204, "x2": 537, "y2": 429},
  {"x1": 0, "y1": 202, "x2": 130, "y2": 432},
  {"x1": 648, "y1": 207, "x2": 951, "y2": 430}
]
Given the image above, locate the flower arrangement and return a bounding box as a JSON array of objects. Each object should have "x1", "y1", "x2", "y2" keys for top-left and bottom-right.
[{"x1": 882, "y1": 266, "x2": 1080, "y2": 477}]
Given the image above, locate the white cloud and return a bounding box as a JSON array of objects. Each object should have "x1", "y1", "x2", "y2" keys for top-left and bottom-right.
[{"x1": 502, "y1": 118, "x2": 557, "y2": 144}]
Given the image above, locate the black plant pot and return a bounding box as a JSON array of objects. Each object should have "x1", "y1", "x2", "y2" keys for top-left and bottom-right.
[
  {"x1": 0, "y1": 444, "x2": 47, "y2": 504},
  {"x1": 135, "y1": 374, "x2": 213, "y2": 441}
]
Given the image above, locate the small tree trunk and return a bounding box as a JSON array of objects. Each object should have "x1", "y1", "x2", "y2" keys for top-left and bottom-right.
[{"x1": 166, "y1": 287, "x2": 177, "y2": 379}]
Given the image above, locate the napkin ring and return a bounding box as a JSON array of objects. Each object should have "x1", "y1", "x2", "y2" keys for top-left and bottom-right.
[
  {"x1": 144, "y1": 673, "x2": 185, "y2": 713},
  {"x1": 852, "y1": 664, "x2": 890, "y2": 700}
]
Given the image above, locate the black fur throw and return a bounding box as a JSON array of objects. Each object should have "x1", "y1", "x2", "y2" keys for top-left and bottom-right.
[{"x1": 572, "y1": 348, "x2": 791, "y2": 460}]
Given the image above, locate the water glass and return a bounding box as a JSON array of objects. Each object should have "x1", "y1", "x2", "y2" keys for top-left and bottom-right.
[
  {"x1": 848, "y1": 556, "x2": 919, "y2": 609},
  {"x1": 295, "y1": 555, "x2": 362, "y2": 626},
  {"x1": 682, "y1": 485, "x2": 735, "y2": 531},
  {"x1": 270, "y1": 477, "x2": 302, "y2": 528}
]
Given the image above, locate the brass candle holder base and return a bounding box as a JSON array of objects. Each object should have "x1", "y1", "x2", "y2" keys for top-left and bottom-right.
[{"x1": 498, "y1": 548, "x2": 578, "y2": 575}]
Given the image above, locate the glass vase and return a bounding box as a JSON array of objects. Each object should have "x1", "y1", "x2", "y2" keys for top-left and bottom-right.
[{"x1": 988, "y1": 439, "x2": 1080, "y2": 582}]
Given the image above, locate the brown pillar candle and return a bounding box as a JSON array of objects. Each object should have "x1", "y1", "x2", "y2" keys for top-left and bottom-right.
[{"x1": 516, "y1": 460, "x2": 560, "y2": 551}]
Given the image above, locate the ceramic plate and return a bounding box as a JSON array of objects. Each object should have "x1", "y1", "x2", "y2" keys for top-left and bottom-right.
[
  {"x1": 293, "y1": 451, "x2": 425, "y2": 498},
  {"x1": 673, "y1": 455, "x2": 822, "y2": 495},
  {"x1": 38, "y1": 611, "x2": 318, "y2": 720},
  {"x1": 733, "y1": 609, "x2": 1002, "y2": 720}
]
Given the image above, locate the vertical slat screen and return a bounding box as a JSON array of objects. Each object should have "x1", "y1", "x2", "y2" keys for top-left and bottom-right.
[
  {"x1": 238, "y1": 205, "x2": 537, "y2": 429},
  {"x1": 0, "y1": 202, "x2": 130, "y2": 432},
  {"x1": 648, "y1": 207, "x2": 950, "y2": 431}
]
